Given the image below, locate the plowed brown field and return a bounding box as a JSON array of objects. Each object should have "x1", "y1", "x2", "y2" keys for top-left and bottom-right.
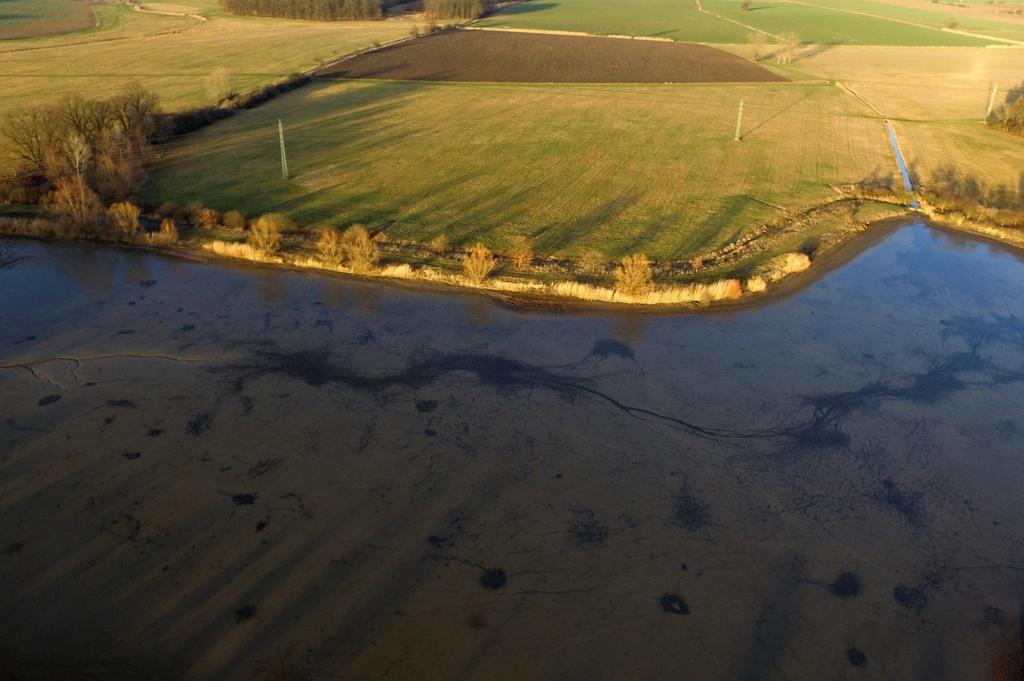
[{"x1": 321, "y1": 29, "x2": 787, "y2": 83}]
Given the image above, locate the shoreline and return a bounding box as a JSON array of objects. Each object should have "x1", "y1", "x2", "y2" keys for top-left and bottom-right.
[{"x1": 2, "y1": 201, "x2": 1024, "y2": 313}]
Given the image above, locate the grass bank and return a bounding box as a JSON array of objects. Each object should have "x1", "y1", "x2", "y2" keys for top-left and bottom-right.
[{"x1": 0, "y1": 195, "x2": 929, "y2": 310}]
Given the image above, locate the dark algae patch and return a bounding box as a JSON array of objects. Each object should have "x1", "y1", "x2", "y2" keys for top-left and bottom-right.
[
  {"x1": 660, "y1": 594, "x2": 690, "y2": 615},
  {"x1": 847, "y1": 647, "x2": 867, "y2": 667},
  {"x1": 37, "y1": 394, "x2": 61, "y2": 406},
  {"x1": 893, "y1": 584, "x2": 928, "y2": 613},
  {"x1": 568, "y1": 509, "x2": 609, "y2": 548},
  {"x1": 121, "y1": 451, "x2": 142, "y2": 461},
  {"x1": 2, "y1": 542, "x2": 24, "y2": 555},
  {"x1": 479, "y1": 568, "x2": 507, "y2": 590},
  {"x1": 830, "y1": 572, "x2": 861, "y2": 599},
  {"x1": 671, "y1": 478, "x2": 710, "y2": 530},
  {"x1": 186, "y1": 412, "x2": 213, "y2": 435},
  {"x1": 234, "y1": 605, "x2": 257, "y2": 623}
]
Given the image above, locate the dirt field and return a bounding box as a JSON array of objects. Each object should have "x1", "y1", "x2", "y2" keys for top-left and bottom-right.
[{"x1": 322, "y1": 30, "x2": 787, "y2": 83}]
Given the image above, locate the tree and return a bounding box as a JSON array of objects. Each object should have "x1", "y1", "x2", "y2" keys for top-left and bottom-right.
[
  {"x1": 614, "y1": 253, "x2": 654, "y2": 296},
  {"x1": 776, "y1": 33, "x2": 800, "y2": 65},
  {"x1": 208, "y1": 68, "x2": 235, "y2": 103},
  {"x1": 1, "y1": 106, "x2": 62, "y2": 174},
  {"x1": 748, "y1": 31, "x2": 767, "y2": 62},
  {"x1": 462, "y1": 242, "x2": 496, "y2": 284},
  {"x1": 64, "y1": 132, "x2": 92, "y2": 177}
]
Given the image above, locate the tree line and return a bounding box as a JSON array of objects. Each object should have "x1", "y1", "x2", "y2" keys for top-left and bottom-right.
[
  {"x1": 1, "y1": 84, "x2": 160, "y2": 216},
  {"x1": 987, "y1": 83, "x2": 1024, "y2": 136},
  {"x1": 423, "y1": 0, "x2": 493, "y2": 20},
  {"x1": 218, "y1": 0, "x2": 494, "y2": 20},
  {"x1": 219, "y1": 0, "x2": 383, "y2": 20}
]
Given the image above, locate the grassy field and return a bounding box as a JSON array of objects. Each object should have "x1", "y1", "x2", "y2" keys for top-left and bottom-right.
[
  {"x1": 141, "y1": 79, "x2": 893, "y2": 261},
  {"x1": 0, "y1": 7, "x2": 415, "y2": 117},
  {"x1": 476, "y1": 0, "x2": 1010, "y2": 45},
  {"x1": 0, "y1": 0, "x2": 96, "y2": 39}
]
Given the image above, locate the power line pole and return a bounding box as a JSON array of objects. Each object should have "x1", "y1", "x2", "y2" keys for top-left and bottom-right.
[
  {"x1": 278, "y1": 119, "x2": 289, "y2": 180},
  {"x1": 734, "y1": 100, "x2": 744, "y2": 142},
  {"x1": 985, "y1": 82, "x2": 999, "y2": 119}
]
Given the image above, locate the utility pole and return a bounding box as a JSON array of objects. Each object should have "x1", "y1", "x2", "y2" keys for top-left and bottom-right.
[
  {"x1": 985, "y1": 83, "x2": 999, "y2": 120},
  {"x1": 734, "y1": 100, "x2": 744, "y2": 142},
  {"x1": 278, "y1": 119, "x2": 289, "y2": 180}
]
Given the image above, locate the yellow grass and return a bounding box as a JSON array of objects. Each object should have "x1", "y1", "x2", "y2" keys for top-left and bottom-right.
[{"x1": 0, "y1": 11, "x2": 416, "y2": 118}]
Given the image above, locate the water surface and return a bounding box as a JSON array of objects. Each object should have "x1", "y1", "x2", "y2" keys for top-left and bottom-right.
[{"x1": 1, "y1": 223, "x2": 1023, "y2": 680}]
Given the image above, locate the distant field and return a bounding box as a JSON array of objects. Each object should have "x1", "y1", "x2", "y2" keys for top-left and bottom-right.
[
  {"x1": 325, "y1": 30, "x2": 786, "y2": 83},
  {"x1": 0, "y1": 0, "x2": 95, "y2": 40},
  {"x1": 477, "y1": 0, "x2": 1005, "y2": 45},
  {"x1": 141, "y1": 79, "x2": 892, "y2": 261},
  {"x1": 0, "y1": 10, "x2": 415, "y2": 116}
]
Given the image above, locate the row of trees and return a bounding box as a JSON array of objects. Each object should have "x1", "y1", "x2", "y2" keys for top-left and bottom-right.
[
  {"x1": 219, "y1": 0, "x2": 383, "y2": 20},
  {"x1": 987, "y1": 84, "x2": 1024, "y2": 136},
  {"x1": 218, "y1": 0, "x2": 493, "y2": 20},
  {"x1": 423, "y1": 0, "x2": 493, "y2": 20},
  {"x1": 1, "y1": 84, "x2": 163, "y2": 231}
]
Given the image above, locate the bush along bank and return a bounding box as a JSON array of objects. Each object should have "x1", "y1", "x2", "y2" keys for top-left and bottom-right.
[{"x1": 0, "y1": 196, "x2": 927, "y2": 310}]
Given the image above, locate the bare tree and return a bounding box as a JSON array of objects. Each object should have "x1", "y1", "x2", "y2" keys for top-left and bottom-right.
[
  {"x1": 65, "y1": 132, "x2": 92, "y2": 177},
  {"x1": 207, "y1": 68, "x2": 235, "y2": 102},
  {"x1": 776, "y1": 33, "x2": 801, "y2": 65},
  {"x1": 748, "y1": 31, "x2": 767, "y2": 62}
]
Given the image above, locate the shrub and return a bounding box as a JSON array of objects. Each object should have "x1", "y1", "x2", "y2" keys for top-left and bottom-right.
[
  {"x1": 579, "y1": 250, "x2": 606, "y2": 275},
  {"x1": 741, "y1": 0, "x2": 751, "y2": 10},
  {"x1": 197, "y1": 207, "x2": 220, "y2": 229},
  {"x1": 147, "y1": 218, "x2": 179, "y2": 245},
  {"x1": 108, "y1": 201, "x2": 141, "y2": 238},
  {"x1": 317, "y1": 227, "x2": 346, "y2": 264},
  {"x1": 342, "y1": 224, "x2": 379, "y2": 272},
  {"x1": 43, "y1": 175, "x2": 103, "y2": 232},
  {"x1": 223, "y1": 210, "x2": 246, "y2": 231},
  {"x1": 614, "y1": 253, "x2": 654, "y2": 296},
  {"x1": 254, "y1": 212, "x2": 296, "y2": 234},
  {"x1": 156, "y1": 200, "x2": 179, "y2": 219},
  {"x1": 507, "y1": 234, "x2": 533, "y2": 269},
  {"x1": 428, "y1": 234, "x2": 450, "y2": 253},
  {"x1": 462, "y1": 242, "x2": 496, "y2": 284},
  {"x1": 249, "y1": 214, "x2": 283, "y2": 255},
  {"x1": 182, "y1": 200, "x2": 205, "y2": 224}
]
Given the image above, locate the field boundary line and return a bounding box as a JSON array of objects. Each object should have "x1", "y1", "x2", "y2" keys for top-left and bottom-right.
[
  {"x1": 465, "y1": 26, "x2": 676, "y2": 42},
  {"x1": 785, "y1": 0, "x2": 1024, "y2": 45},
  {"x1": 127, "y1": 0, "x2": 208, "y2": 23},
  {"x1": 692, "y1": 0, "x2": 780, "y2": 39}
]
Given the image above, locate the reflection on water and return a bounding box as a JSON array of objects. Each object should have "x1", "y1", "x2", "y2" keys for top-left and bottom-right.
[{"x1": 1, "y1": 224, "x2": 1023, "y2": 681}]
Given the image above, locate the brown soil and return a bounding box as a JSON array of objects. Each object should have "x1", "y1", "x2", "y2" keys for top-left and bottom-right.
[{"x1": 319, "y1": 29, "x2": 787, "y2": 83}]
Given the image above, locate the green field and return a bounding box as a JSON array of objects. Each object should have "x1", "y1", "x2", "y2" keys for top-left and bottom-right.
[
  {"x1": 0, "y1": 0, "x2": 95, "y2": 39},
  {"x1": 141, "y1": 79, "x2": 893, "y2": 261},
  {"x1": 477, "y1": 0, "x2": 1011, "y2": 45}
]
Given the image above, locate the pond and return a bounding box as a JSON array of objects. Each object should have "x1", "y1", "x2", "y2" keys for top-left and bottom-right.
[{"x1": 1, "y1": 222, "x2": 1022, "y2": 680}]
